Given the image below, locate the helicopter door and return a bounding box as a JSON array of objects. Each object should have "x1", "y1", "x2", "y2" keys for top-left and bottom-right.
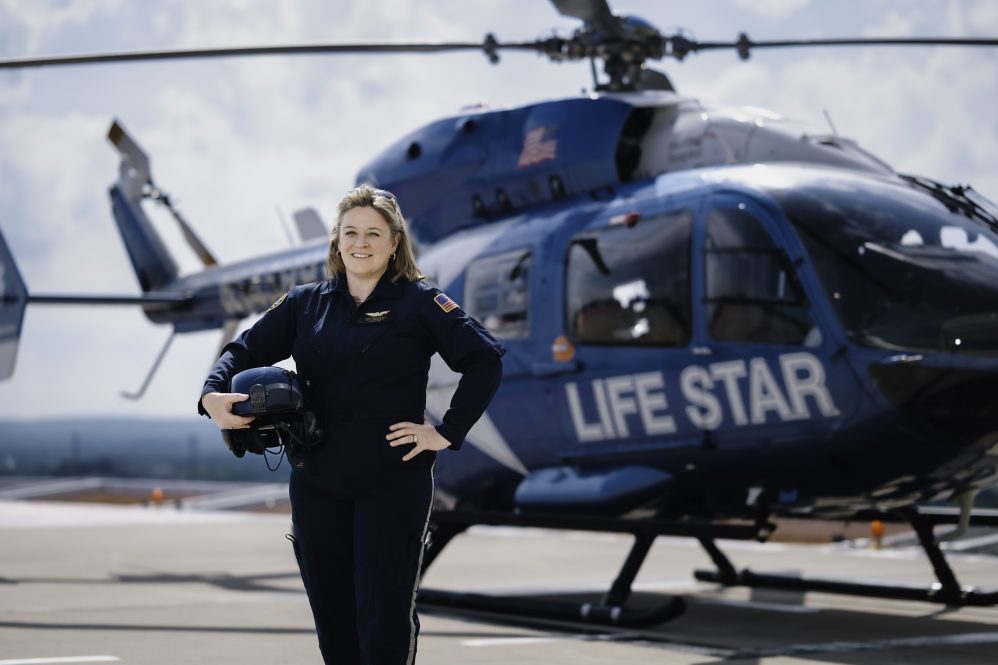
[
  {"x1": 461, "y1": 246, "x2": 556, "y2": 470},
  {"x1": 558, "y1": 207, "x2": 703, "y2": 465},
  {"x1": 692, "y1": 196, "x2": 855, "y2": 500}
]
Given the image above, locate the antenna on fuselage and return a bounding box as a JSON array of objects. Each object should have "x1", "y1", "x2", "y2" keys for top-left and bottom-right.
[{"x1": 823, "y1": 109, "x2": 839, "y2": 136}]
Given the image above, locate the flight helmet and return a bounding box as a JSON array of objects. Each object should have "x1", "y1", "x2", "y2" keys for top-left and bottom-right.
[{"x1": 222, "y1": 366, "x2": 321, "y2": 459}]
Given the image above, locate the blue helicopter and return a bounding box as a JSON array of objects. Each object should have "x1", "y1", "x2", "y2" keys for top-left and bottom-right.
[{"x1": 4, "y1": 0, "x2": 998, "y2": 627}]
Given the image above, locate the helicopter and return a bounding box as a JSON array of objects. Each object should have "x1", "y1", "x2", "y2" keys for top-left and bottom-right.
[{"x1": 3, "y1": 0, "x2": 998, "y2": 627}]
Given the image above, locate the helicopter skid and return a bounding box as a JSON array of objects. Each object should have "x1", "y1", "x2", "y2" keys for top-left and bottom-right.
[
  {"x1": 416, "y1": 509, "x2": 766, "y2": 627},
  {"x1": 693, "y1": 567, "x2": 998, "y2": 607},
  {"x1": 418, "y1": 506, "x2": 998, "y2": 627},
  {"x1": 695, "y1": 506, "x2": 998, "y2": 608},
  {"x1": 417, "y1": 586, "x2": 687, "y2": 629}
]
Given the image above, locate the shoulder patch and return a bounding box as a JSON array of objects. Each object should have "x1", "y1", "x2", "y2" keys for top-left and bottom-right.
[
  {"x1": 266, "y1": 292, "x2": 288, "y2": 312},
  {"x1": 433, "y1": 292, "x2": 459, "y2": 313}
]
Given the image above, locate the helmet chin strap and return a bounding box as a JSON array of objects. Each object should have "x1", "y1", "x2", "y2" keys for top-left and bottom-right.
[
  {"x1": 263, "y1": 429, "x2": 288, "y2": 472},
  {"x1": 262, "y1": 418, "x2": 324, "y2": 471}
]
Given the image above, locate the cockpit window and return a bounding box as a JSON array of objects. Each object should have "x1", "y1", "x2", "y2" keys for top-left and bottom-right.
[
  {"x1": 775, "y1": 180, "x2": 998, "y2": 354},
  {"x1": 705, "y1": 207, "x2": 817, "y2": 346},
  {"x1": 566, "y1": 210, "x2": 692, "y2": 346},
  {"x1": 465, "y1": 250, "x2": 531, "y2": 339}
]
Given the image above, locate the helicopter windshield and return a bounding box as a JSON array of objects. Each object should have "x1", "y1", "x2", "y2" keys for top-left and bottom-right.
[{"x1": 773, "y1": 178, "x2": 998, "y2": 354}]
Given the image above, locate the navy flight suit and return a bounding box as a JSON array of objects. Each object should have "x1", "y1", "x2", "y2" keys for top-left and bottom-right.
[{"x1": 199, "y1": 273, "x2": 505, "y2": 665}]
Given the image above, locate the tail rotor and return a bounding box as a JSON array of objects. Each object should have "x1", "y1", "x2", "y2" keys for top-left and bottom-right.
[{"x1": 0, "y1": 226, "x2": 28, "y2": 380}]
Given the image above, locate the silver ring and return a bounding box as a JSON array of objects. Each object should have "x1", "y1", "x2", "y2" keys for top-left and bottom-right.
[{"x1": 412, "y1": 433, "x2": 417, "y2": 444}]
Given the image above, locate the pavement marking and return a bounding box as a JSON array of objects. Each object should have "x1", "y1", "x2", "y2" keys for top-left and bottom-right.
[
  {"x1": 943, "y1": 530, "x2": 998, "y2": 552},
  {"x1": 0, "y1": 658, "x2": 120, "y2": 665},
  {"x1": 454, "y1": 575, "x2": 698, "y2": 596},
  {"x1": 0, "y1": 499, "x2": 256, "y2": 529},
  {"x1": 0, "y1": 478, "x2": 104, "y2": 500},
  {"x1": 460, "y1": 630, "x2": 744, "y2": 659},
  {"x1": 462, "y1": 632, "x2": 628, "y2": 648},
  {"x1": 432, "y1": 608, "x2": 740, "y2": 658},
  {"x1": 463, "y1": 635, "x2": 586, "y2": 647},
  {"x1": 733, "y1": 631, "x2": 998, "y2": 659},
  {"x1": 697, "y1": 597, "x2": 820, "y2": 614}
]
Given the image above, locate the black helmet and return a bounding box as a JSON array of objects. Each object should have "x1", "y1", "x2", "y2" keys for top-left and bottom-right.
[{"x1": 222, "y1": 366, "x2": 321, "y2": 460}]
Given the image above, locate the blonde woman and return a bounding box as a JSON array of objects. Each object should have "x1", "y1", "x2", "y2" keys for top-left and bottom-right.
[{"x1": 200, "y1": 185, "x2": 504, "y2": 664}]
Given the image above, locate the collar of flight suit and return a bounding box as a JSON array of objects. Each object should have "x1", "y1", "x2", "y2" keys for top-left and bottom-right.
[{"x1": 322, "y1": 271, "x2": 405, "y2": 300}]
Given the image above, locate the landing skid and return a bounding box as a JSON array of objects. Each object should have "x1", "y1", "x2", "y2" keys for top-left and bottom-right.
[
  {"x1": 416, "y1": 510, "x2": 766, "y2": 628},
  {"x1": 694, "y1": 507, "x2": 998, "y2": 607}
]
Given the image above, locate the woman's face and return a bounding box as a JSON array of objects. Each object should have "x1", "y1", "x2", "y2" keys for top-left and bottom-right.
[{"x1": 338, "y1": 206, "x2": 399, "y2": 281}]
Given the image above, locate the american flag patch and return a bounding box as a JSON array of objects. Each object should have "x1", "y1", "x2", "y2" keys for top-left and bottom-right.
[
  {"x1": 517, "y1": 126, "x2": 557, "y2": 168},
  {"x1": 434, "y1": 292, "x2": 459, "y2": 313}
]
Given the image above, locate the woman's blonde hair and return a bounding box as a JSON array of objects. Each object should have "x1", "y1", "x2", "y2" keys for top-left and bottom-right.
[{"x1": 326, "y1": 185, "x2": 424, "y2": 283}]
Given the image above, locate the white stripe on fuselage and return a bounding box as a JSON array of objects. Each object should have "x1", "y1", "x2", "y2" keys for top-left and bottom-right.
[
  {"x1": 420, "y1": 219, "x2": 527, "y2": 475},
  {"x1": 417, "y1": 219, "x2": 516, "y2": 290},
  {"x1": 427, "y1": 355, "x2": 527, "y2": 476}
]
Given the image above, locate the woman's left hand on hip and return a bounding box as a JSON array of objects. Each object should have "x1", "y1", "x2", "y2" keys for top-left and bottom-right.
[{"x1": 387, "y1": 421, "x2": 451, "y2": 461}]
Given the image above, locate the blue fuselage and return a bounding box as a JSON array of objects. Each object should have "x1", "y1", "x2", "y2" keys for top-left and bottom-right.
[{"x1": 136, "y1": 164, "x2": 998, "y2": 517}]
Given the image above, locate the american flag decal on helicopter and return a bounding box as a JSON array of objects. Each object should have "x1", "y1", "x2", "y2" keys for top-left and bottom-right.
[{"x1": 517, "y1": 126, "x2": 557, "y2": 168}]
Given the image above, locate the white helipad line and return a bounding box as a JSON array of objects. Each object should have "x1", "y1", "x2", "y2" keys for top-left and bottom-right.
[
  {"x1": 0, "y1": 500, "x2": 256, "y2": 529},
  {"x1": 944, "y1": 530, "x2": 998, "y2": 551},
  {"x1": 457, "y1": 575, "x2": 700, "y2": 596},
  {"x1": 741, "y1": 631, "x2": 998, "y2": 659},
  {"x1": 463, "y1": 635, "x2": 581, "y2": 647},
  {"x1": 697, "y1": 597, "x2": 820, "y2": 614},
  {"x1": 0, "y1": 657, "x2": 120, "y2": 665},
  {"x1": 462, "y1": 632, "x2": 631, "y2": 648},
  {"x1": 0, "y1": 477, "x2": 104, "y2": 500}
]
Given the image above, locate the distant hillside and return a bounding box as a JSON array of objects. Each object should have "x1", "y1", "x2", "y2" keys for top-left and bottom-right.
[{"x1": 0, "y1": 417, "x2": 290, "y2": 482}]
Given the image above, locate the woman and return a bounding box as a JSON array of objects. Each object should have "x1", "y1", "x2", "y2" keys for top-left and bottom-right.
[{"x1": 199, "y1": 185, "x2": 505, "y2": 665}]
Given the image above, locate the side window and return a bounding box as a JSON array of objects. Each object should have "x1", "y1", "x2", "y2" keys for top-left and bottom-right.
[
  {"x1": 465, "y1": 250, "x2": 531, "y2": 339},
  {"x1": 705, "y1": 207, "x2": 816, "y2": 345},
  {"x1": 566, "y1": 211, "x2": 692, "y2": 346}
]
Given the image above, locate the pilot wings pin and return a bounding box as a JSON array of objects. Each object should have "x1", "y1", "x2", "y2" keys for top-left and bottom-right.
[{"x1": 359, "y1": 309, "x2": 393, "y2": 325}]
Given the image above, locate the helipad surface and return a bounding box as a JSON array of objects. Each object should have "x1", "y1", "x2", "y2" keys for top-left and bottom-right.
[{"x1": 2, "y1": 500, "x2": 998, "y2": 664}]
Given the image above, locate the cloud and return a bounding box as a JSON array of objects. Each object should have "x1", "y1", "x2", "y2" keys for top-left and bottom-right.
[
  {"x1": 0, "y1": 0, "x2": 130, "y2": 56},
  {"x1": 0, "y1": 111, "x2": 133, "y2": 291},
  {"x1": 970, "y1": 0, "x2": 998, "y2": 29},
  {"x1": 684, "y1": 3, "x2": 998, "y2": 197},
  {"x1": 732, "y1": 0, "x2": 810, "y2": 20},
  {"x1": 862, "y1": 11, "x2": 919, "y2": 37}
]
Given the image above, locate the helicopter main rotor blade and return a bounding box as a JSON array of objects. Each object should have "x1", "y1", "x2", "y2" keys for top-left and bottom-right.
[
  {"x1": 676, "y1": 34, "x2": 998, "y2": 61},
  {"x1": 550, "y1": 0, "x2": 618, "y2": 35},
  {"x1": 0, "y1": 39, "x2": 541, "y2": 70}
]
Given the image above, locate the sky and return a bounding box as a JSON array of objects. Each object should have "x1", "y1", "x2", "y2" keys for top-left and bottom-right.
[{"x1": 1, "y1": 0, "x2": 996, "y2": 420}]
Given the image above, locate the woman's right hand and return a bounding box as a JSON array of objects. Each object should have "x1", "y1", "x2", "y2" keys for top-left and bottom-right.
[{"x1": 202, "y1": 392, "x2": 255, "y2": 430}]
